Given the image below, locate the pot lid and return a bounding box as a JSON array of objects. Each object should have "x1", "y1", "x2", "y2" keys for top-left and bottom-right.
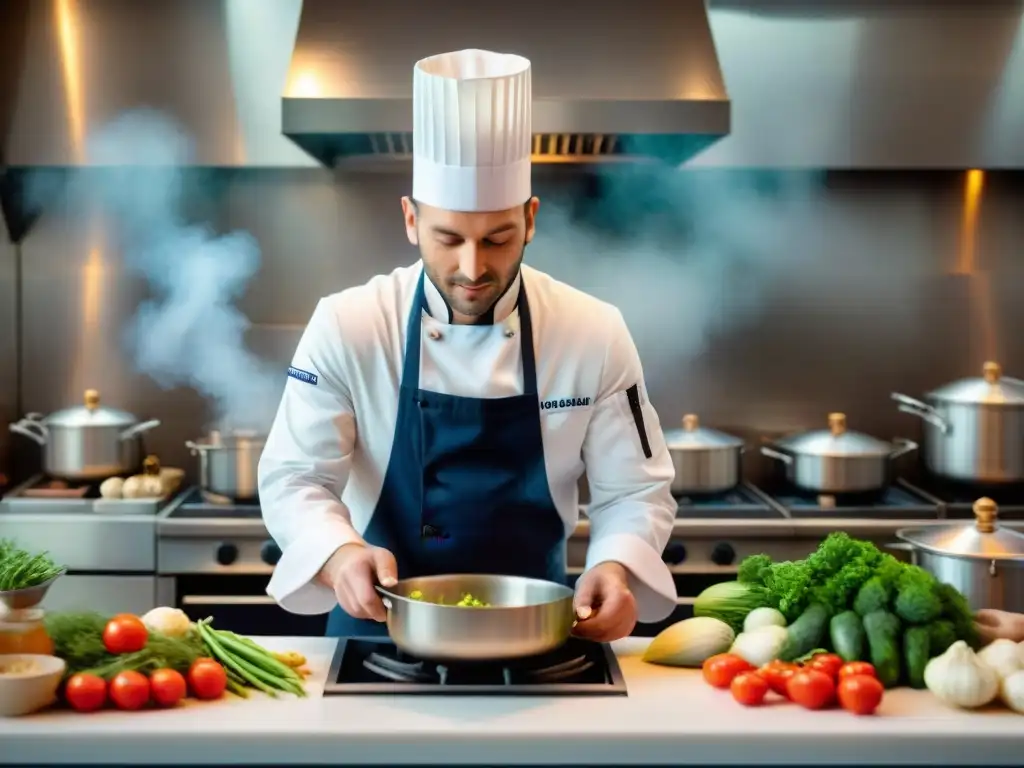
[
  {"x1": 43, "y1": 389, "x2": 138, "y2": 428},
  {"x1": 928, "y1": 361, "x2": 1024, "y2": 406},
  {"x1": 773, "y1": 413, "x2": 894, "y2": 457},
  {"x1": 897, "y1": 498, "x2": 1024, "y2": 561},
  {"x1": 663, "y1": 414, "x2": 744, "y2": 450}
]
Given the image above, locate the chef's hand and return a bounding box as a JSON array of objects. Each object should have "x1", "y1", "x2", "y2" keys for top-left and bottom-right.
[
  {"x1": 572, "y1": 562, "x2": 638, "y2": 642},
  {"x1": 975, "y1": 609, "x2": 1024, "y2": 645},
  {"x1": 320, "y1": 542, "x2": 398, "y2": 622}
]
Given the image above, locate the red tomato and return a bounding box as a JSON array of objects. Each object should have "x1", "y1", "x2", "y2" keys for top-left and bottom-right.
[
  {"x1": 730, "y1": 671, "x2": 770, "y2": 706},
  {"x1": 64, "y1": 673, "x2": 107, "y2": 712},
  {"x1": 109, "y1": 671, "x2": 150, "y2": 711},
  {"x1": 188, "y1": 659, "x2": 228, "y2": 700},
  {"x1": 838, "y1": 674, "x2": 884, "y2": 715},
  {"x1": 702, "y1": 654, "x2": 753, "y2": 689},
  {"x1": 102, "y1": 616, "x2": 149, "y2": 654},
  {"x1": 838, "y1": 661, "x2": 877, "y2": 681},
  {"x1": 787, "y1": 668, "x2": 836, "y2": 710},
  {"x1": 759, "y1": 661, "x2": 799, "y2": 697},
  {"x1": 807, "y1": 653, "x2": 843, "y2": 681},
  {"x1": 149, "y1": 668, "x2": 187, "y2": 708}
]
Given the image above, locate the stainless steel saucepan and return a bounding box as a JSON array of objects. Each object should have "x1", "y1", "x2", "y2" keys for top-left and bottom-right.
[
  {"x1": 892, "y1": 361, "x2": 1024, "y2": 485},
  {"x1": 663, "y1": 414, "x2": 745, "y2": 495},
  {"x1": 894, "y1": 497, "x2": 1024, "y2": 612},
  {"x1": 761, "y1": 412, "x2": 917, "y2": 494},
  {"x1": 8, "y1": 389, "x2": 160, "y2": 481},
  {"x1": 186, "y1": 429, "x2": 265, "y2": 502},
  {"x1": 375, "y1": 573, "x2": 576, "y2": 661}
]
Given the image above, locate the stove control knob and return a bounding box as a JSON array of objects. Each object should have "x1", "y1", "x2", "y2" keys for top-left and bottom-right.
[
  {"x1": 261, "y1": 540, "x2": 282, "y2": 566},
  {"x1": 215, "y1": 543, "x2": 239, "y2": 566},
  {"x1": 662, "y1": 543, "x2": 687, "y2": 565},
  {"x1": 710, "y1": 542, "x2": 736, "y2": 567}
]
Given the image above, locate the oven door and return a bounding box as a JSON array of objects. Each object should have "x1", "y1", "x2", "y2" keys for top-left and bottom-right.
[{"x1": 165, "y1": 575, "x2": 327, "y2": 636}]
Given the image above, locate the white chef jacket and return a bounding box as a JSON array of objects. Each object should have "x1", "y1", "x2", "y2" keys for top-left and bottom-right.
[{"x1": 259, "y1": 262, "x2": 678, "y2": 623}]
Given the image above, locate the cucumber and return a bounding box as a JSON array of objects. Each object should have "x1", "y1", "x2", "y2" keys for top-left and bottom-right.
[
  {"x1": 779, "y1": 603, "x2": 830, "y2": 662},
  {"x1": 903, "y1": 625, "x2": 930, "y2": 689},
  {"x1": 830, "y1": 610, "x2": 866, "y2": 662}
]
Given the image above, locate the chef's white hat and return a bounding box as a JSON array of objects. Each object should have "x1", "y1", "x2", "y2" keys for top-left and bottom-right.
[{"x1": 412, "y1": 49, "x2": 532, "y2": 213}]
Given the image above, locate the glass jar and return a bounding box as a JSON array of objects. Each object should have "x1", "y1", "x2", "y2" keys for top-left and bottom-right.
[{"x1": 0, "y1": 606, "x2": 54, "y2": 655}]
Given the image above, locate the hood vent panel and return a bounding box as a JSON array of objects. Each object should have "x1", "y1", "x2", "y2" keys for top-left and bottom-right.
[{"x1": 284, "y1": 0, "x2": 730, "y2": 168}]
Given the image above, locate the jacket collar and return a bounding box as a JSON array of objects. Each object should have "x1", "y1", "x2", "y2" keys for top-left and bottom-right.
[{"x1": 422, "y1": 267, "x2": 521, "y2": 325}]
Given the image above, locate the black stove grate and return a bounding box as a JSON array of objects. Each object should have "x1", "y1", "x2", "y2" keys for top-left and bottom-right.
[
  {"x1": 764, "y1": 479, "x2": 941, "y2": 519},
  {"x1": 908, "y1": 475, "x2": 1024, "y2": 520},
  {"x1": 674, "y1": 482, "x2": 786, "y2": 519},
  {"x1": 323, "y1": 636, "x2": 626, "y2": 695}
]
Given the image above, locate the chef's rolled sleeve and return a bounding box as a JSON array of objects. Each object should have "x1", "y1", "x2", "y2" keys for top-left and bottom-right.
[
  {"x1": 260, "y1": 299, "x2": 363, "y2": 615},
  {"x1": 581, "y1": 309, "x2": 677, "y2": 624}
]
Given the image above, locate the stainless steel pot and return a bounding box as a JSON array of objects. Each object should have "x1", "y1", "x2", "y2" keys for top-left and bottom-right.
[
  {"x1": 7, "y1": 389, "x2": 160, "y2": 481},
  {"x1": 761, "y1": 412, "x2": 917, "y2": 494},
  {"x1": 663, "y1": 414, "x2": 744, "y2": 495},
  {"x1": 186, "y1": 430, "x2": 265, "y2": 502},
  {"x1": 375, "y1": 573, "x2": 575, "y2": 661},
  {"x1": 894, "y1": 497, "x2": 1024, "y2": 612},
  {"x1": 892, "y1": 361, "x2": 1024, "y2": 484}
]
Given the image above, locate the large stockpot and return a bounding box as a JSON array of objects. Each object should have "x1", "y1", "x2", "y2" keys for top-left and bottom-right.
[
  {"x1": 663, "y1": 414, "x2": 744, "y2": 495},
  {"x1": 186, "y1": 430, "x2": 265, "y2": 502},
  {"x1": 7, "y1": 389, "x2": 160, "y2": 481},
  {"x1": 761, "y1": 412, "x2": 917, "y2": 494},
  {"x1": 892, "y1": 361, "x2": 1024, "y2": 484},
  {"x1": 375, "y1": 574, "x2": 576, "y2": 662},
  {"x1": 894, "y1": 497, "x2": 1024, "y2": 612}
]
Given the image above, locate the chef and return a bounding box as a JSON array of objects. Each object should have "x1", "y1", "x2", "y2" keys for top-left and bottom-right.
[{"x1": 259, "y1": 48, "x2": 677, "y2": 642}]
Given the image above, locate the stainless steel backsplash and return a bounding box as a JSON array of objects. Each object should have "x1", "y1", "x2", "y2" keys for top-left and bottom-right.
[{"x1": 4, "y1": 169, "x2": 1024, "y2": 485}]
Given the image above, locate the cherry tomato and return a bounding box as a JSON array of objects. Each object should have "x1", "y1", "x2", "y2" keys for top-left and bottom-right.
[
  {"x1": 188, "y1": 659, "x2": 228, "y2": 700},
  {"x1": 149, "y1": 668, "x2": 187, "y2": 708},
  {"x1": 838, "y1": 661, "x2": 877, "y2": 681},
  {"x1": 787, "y1": 668, "x2": 836, "y2": 710},
  {"x1": 838, "y1": 674, "x2": 884, "y2": 715},
  {"x1": 759, "y1": 660, "x2": 799, "y2": 697},
  {"x1": 109, "y1": 671, "x2": 151, "y2": 711},
  {"x1": 102, "y1": 616, "x2": 149, "y2": 654},
  {"x1": 64, "y1": 673, "x2": 107, "y2": 712},
  {"x1": 730, "y1": 671, "x2": 770, "y2": 706},
  {"x1": 702, "y1": 654, "x2": 753, "y2": 689},
  {"x1": 807, "y1": 653, "x2": 843, "y2": 681}
]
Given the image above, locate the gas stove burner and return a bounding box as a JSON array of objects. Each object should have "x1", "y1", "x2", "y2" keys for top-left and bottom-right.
[
  {"x1": 673, "y1": 482, "x2": 785, "y2": 519},
  {"x1": 325, "y1": 636, "x2": 625, "y2": 695},
  {"x1": 766, "y1": 479, "x2": 941, "y2": 519},
  {"x1": 909, "y1": 475, "x2": 1024, "y2": 520}
]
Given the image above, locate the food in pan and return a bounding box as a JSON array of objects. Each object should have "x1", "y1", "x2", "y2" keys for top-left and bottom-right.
[{"x1": 407, "y1": 589, "x2": 490, "y2": 607}]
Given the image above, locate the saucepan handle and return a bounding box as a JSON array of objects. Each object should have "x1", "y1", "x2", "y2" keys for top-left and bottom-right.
[
  {"x1": 889, "y1": 438, "x2": 918, "y2": 459},
  {"x1": 373, "y1": 584, "x2": 393, "y2": 610},
  {"x1": 760, "y1": 446, "x2": 793, "y2": 465},
  {"x1": 891, "y1": 393, "x2": 951, "y2": 433}
]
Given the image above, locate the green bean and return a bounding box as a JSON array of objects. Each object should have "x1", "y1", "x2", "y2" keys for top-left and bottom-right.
[
  {"x1": 197, "y1": 623, "x2": 279, "y2": 697},
  {"x1": 215, "y1": 631, "x2": 302, "y2": 682}
]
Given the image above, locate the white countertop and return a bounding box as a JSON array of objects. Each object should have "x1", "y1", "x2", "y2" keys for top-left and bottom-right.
[{"x1": 2, "y1": 636, "x2": 1022, "y2": 766}]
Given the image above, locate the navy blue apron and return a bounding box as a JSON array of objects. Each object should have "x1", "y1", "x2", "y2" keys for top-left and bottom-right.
[{"x1": 326, "y1": 271, "x2": 567, "y2": 637}]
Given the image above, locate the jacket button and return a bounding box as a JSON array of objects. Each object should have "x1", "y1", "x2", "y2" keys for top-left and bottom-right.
[{"x1": 427, "y1": 329, "x2": 442, "y2": 341}]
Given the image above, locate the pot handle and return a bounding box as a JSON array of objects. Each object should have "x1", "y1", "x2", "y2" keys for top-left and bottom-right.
[
  {"x1": 373, "y1": 584, "x2": 394, "y2": 611},
  {"x1": 889, "y1": 437, "x2": 919, "y2": 459},
  {"x1": 8, "y1": 418, "x2": 49, "y2": 446},
  {"x1": 120, "y1": 419, "x2": 161, "y2": 441},
  {"x1": 884, "y1": 542, "x2": 914, "y2": 552},
  {"x1": 760, "y1": 446, "x2": 793, "y2": 465},
  {"x1": 890, "y1": 393, "x2": 951, "y2": 434}
]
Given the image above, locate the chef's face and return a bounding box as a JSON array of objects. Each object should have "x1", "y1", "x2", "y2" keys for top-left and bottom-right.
[{"x1": 402, "y1": 196, "x2": 539, "y2": 323}]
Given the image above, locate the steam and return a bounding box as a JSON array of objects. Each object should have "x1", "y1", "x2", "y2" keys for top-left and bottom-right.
[{"x1": 37, "y1": 110, "x2": 280, "y2": 430}]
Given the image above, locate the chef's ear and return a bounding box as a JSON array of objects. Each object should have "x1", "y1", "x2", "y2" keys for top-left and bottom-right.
[
  {"x1": 524, "y1": 197, "x2": 540, "y2": 244},
  {"x1": 401, "y1": 196, "x2": 419, "y2": 245}
]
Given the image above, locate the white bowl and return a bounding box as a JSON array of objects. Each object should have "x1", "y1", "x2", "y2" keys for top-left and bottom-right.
[{"x1": 0, "y1": 654, "x2": 66, "y2": 717}]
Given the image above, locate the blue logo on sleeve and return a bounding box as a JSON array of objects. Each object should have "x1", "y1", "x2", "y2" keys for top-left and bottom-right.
[{"x1": 287, "y1": 366, "x2": 319, "y2": 386}]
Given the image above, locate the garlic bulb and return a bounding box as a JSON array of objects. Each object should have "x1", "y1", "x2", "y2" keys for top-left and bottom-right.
[
  {"x1": 999, "y1": 670, "x2": 1024, "y2": 714},
  {"x1": 924, "y1": 640, "x2": 1000, "y2": 709},
  {"x1": 978, "y1": 639, "x2": 1024, "y2": 680}
]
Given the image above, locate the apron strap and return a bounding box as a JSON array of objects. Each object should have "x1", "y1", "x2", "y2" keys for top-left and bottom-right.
[{"x1": 403, "y1": 269, "x2": 539, "y2": 397}]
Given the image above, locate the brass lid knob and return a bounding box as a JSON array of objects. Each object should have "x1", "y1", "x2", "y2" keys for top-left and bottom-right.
[
  {"x1": 973, "y1": 497, "x2": 998, "y2": 533},
  {"x1": 84, "y1": 389, "x2": 100, "y2": 410},
  {"x1": 142, "y1": 455, "x2": 161, "y2": 476},
  {"x1": 828, "y1": 412, "x2": 847, "y2": 436},
  {"x1": 983, "y1": 361, "x2": 1002, "y2": 384},
  {"x1": 682, "y1": 414, "x2": 699, "y2": 431}
]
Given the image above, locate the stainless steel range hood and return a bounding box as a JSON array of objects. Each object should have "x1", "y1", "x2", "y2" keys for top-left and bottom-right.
[{"x1": 283, "y1": 0, "x2": 731, "y2": 168}]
